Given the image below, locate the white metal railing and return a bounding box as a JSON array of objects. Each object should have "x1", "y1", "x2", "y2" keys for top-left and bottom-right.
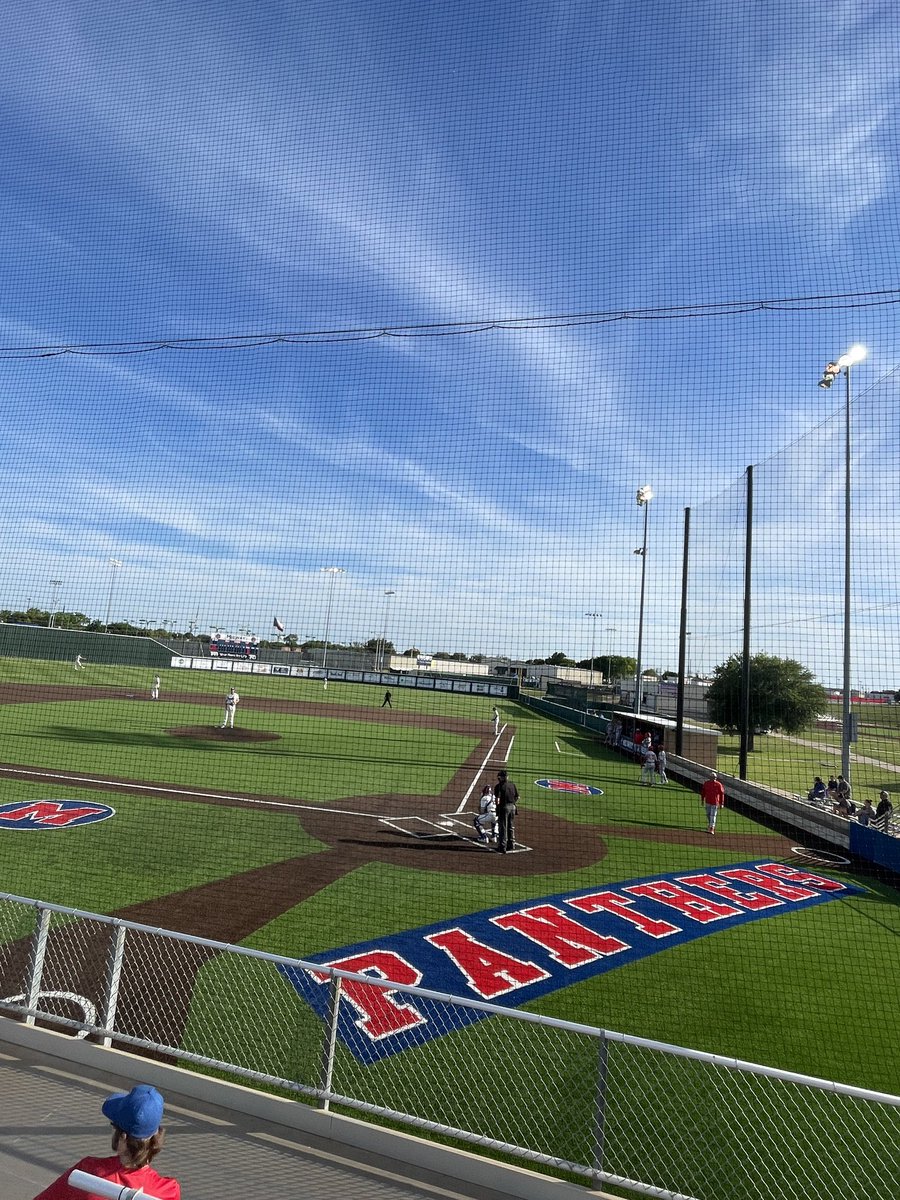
[{"x1": 1, "y1": 891, "x2": 898, "y2": 1200}]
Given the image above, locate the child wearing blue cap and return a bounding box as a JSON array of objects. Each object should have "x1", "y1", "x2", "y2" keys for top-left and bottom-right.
[{"x1": 32, "y1": 1083, "x2": 180, "y2": 1199}]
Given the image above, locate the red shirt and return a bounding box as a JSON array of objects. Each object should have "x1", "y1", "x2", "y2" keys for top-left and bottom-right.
[
  {"x1": 33, "y1": 1155, "x2": 181, "y2": 1200},
  {"x1": 700, "y1": 778, "x2": 725, "y2": 807}
]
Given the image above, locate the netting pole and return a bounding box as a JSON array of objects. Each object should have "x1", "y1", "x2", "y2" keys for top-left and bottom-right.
[
  {"x1": 675, "y1": 507, "x2": 690, "y2": 756},
  {"x1": 739, "y1": 465, "x2": 753, "y2": 780}
]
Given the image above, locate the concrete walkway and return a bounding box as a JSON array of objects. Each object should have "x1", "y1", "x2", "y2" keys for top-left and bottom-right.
[{"x1": 0, "y1": 1021, "x2": 595, "y2": 1200}]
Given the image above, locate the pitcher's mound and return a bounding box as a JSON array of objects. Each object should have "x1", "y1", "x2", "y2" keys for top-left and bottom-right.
[{"x1": 168, "y1": 725, "x2": 281, "y2": 743}]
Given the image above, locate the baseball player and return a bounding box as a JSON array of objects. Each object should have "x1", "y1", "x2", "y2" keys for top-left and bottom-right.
[
  {"x1": 473, "y1": 785, "x2": 498, "y2": 844},
  {"x1": 220, "y1": 687, "x2": 240, "y2": 728},
  {"x1": 151, "y1": 675, "x2": 160, "y2": 701},
  {"x1": 74, "y1": 655, "x2": 85, "y2": 671},
  {"x1": 491, "y1": 706, "x2": 500, "y2": 735}
]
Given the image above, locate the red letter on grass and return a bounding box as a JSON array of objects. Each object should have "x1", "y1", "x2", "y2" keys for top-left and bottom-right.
[
  {"x1": 625, "y1": 881, "x2": 740, "y2": 922},
  {"x1": 492, "y1": 904, "x2": 630, "y2": 966},
  {"x1": 427, "y1": 928, "x2": 548, "y2": 998},
  {"x1": 310, "y1": 951, "x2": 424, "y2": 1040},
  {"x1": 567, "y1": 890, "x2": 681, "y2": 938}
]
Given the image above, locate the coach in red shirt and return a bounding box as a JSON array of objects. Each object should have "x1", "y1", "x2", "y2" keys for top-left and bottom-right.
[{"x1": 700, "y1": 772, "x2": 725, "y2": 835}]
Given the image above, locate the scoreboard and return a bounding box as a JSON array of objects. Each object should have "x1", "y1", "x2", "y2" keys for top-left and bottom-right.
[{"x1": 209, "y1": 639, "x2": 258, "y2": 660}]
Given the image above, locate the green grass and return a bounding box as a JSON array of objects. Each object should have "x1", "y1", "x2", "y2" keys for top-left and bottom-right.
[
  {"x1": 1, "y1": 653, "x2": 899, "y2": 1195},
  {"x1": 0, "y1": 698, "x2": 475, "y2": 800}
]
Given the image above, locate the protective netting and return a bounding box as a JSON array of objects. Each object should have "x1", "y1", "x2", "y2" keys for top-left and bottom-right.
[{"x1": 1, "y1": 4, "x2": 900, "y2": 1193}]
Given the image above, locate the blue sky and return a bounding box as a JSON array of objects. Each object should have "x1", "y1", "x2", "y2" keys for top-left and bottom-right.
[{"x1": 1, "y1": 0, "x2": 899, "y2": 683}]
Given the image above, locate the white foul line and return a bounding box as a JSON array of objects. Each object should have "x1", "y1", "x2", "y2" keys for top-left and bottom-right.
[
  {"x1": 554, "y1": 740, "x2": 561, "y2": 753},
  {"x1": 454, "y1": 725, "x2": 508, "y2": 813},
  {"x1": 0, "y1": 764, "x2": 384, "y2": 820}
]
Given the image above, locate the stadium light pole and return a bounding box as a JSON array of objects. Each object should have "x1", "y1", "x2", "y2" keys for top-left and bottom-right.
[
  {"x1": 686, "y1": 631, "x2": 692, "y2": 680},
  {"x1": 48, "y1": 580, "x2": 62, "y2": 628},
  {"x1": 633, "y1": 486, "x2": 653, "y2": 716},
  {"x1": 585, "y1": 612, "x2": 600, "y2": 689},
  {"x1": 320, "y1": 566, "x2": 346, "y2": 686},
  {"x1": 104, "y1": 559, "x2": 123, "y2": 633},
  {"x1": 379, "y1": 590, "x2": 396, "y2": 671},
  {"x1": 818, "y1": 344, "x2": 866, "y2": 783}
]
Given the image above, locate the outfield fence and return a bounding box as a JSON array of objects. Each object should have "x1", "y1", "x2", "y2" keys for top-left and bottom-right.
[{"x1": 0, "y1": 892, "x2": 897, "y2": 1200}]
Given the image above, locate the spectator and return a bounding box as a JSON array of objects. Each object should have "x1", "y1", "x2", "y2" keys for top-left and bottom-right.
[
  {"x1": 875, "y1": 790, "x2": 894, "y2": 832},
  {"x1": 857, "y1": 798, "x2": 876, "y2": 827},
  {"x1": 32, "y1": 1084, "x2": 180, "y2": 1199},
  {"x1": 834, "y1": 796, "x2": 853, "y2": 819},
  {"x1": 826, "y1": 775, "x2": 839, "y2": 800},
  {"x1": 807, "y1": 777, "x2": 827, "y2": 803},
  {"x1": 836, "y1": 775, "x2": 852, "y2": 802}
]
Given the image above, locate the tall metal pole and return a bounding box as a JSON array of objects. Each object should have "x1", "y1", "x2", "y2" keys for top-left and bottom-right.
[
  {"x1": 320, "y1": 567, "x2": 345, "y2": 683},
  {"x1": 739, "y1": 466, "x2": 753, "y2": 781},
  {"x1": 675, "y1": 508, "x2": 690, "y2": 755},
  {"x1": 585, "y1": 612, "x2": 600, "y2": 689},
  {"x1": 104, "y1": 559, "x2": 122, "y2": 633},
  {"x1": 842, "y1": 365, "x2": 852, "y2": 782},
  {"x1": 380, "y1": 590, "x2": 396, "y2": 671},
  {"x1": 48, "y1": 580, "x2": 62, "y2": 629},
  {"x1": 634, "y1": 489, "x2": 652, "y2": 715}
]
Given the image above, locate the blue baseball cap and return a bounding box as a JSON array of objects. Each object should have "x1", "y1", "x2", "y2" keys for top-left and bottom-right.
[{"x1": 102, "y1": 1085, "x2": 164, "y2": 1139}]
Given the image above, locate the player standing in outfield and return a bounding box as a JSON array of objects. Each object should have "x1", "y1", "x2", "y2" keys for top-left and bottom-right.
[
  {"x1": 220, "y1": 687, "x2": 240, "y2": 728},
  {"x1": 495, "y1": 769, "x2": 519, "y2": 853},
  {"x1": 491, "y1": 706, "x2": 500, "y2": 735},
  {"x1": 74, "y1": 655, "x2": 85, "y2": 671},
  {"x1": 700, "y1": 771, "x2": 725, "y2": 834},
  {"x1": 381, "y1": 689, "x2": 392, "y2": 708},
  {"x1": 150, "y1": 675, "x2": 160, "y2": 701}
]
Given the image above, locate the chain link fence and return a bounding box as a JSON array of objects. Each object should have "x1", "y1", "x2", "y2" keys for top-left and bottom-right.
[{"x1": 0, "y1": 890, "x2": 897, "y2": 1200}]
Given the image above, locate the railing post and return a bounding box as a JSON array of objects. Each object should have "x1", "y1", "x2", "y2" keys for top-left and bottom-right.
[
  {"x1": 591, "y1": 1033, "x2": 609, "y2": 1188},
  {"x1": 100, "y1": 923, "x2": 127, "y2": 1047},
  {"x1": 318, "y1": 973, "x2": 343, "y2": 1111},
  {"x1": 24, "y1": 906, "x2": 52, "y2": 1026}
]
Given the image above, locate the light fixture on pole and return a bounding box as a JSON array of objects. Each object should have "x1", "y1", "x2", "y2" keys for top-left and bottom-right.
[
  {"x1": 320, "y1": 566, "x2": 346, "y2": 686},
  {"x1": 633, "y1": 486, "x2": 653, "y2": 715},
  {"x1": 104, "y1": 559, "x2": 123, "y2": 633},
  {"x1": 818, "y1": 344, "x2": 866, "y2": 783},
  {"x1": 379, "y1": 590, "x2": 396, "y2": 671},
  {"x1": 48, "y1": 580, "x2": 63, "y2": 629},
  {"x1": 585, "y1": 612, "x2": 600, "y2": 689}
]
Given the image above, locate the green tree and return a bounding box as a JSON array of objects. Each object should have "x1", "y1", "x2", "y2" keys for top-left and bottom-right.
[
  {"x1": 706, "y1": 653, "x2": 827, "y2": 739},
  {"x1": 597, "y1": 655, "x2": 636, "y2": 680},
  {"x1": 402, "y1": 647, "x2": 421, "y2": 658}
]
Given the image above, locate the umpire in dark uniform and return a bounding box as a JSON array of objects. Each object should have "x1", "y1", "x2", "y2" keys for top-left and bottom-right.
[{"x1": 494, "y1": 769, "x2": 519, "y2": 853}]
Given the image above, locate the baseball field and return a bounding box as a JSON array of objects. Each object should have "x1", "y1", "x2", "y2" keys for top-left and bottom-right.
[{"x1": 0, "y1": 656, "x2": 898, "y2": 1103}]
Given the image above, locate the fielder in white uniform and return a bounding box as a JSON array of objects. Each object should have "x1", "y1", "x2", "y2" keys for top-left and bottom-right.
[
  {"x1": 491, "y1": 706, "x2": 500, "y2": 735},
  {"x1": 151, "y1": 676, "x2": 160, "y2": 701},
  {"x1": 220, "y1": 687, "x2": 240, "y2": 728}
]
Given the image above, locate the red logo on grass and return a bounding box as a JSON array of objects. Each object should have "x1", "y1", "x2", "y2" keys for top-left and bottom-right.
[
  {"x1": 0, "y1": 800, "x2": 115, "y2": 829},
  {"x1": 535, "y1": 779, "x2": 603, "y2": 796}
]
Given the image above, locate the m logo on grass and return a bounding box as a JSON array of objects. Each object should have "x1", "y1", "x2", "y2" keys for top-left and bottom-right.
[
  {"x1": 0, "y1": 799, "x2": 115, "y2": 829},
  {"x1": 279, "y1": 860, "x2": 860, "y2": 1064}
]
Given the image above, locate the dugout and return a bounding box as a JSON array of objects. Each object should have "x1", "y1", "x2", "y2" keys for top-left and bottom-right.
[{"x1": 608, "y1": 710, "x2": 719, "y2": 770}]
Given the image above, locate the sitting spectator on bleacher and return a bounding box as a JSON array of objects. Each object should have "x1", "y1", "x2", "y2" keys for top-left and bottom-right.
[
  {"x1": 826, "y1": 775, "x2": 839, "y2": 800},
  {"x1": 836, "y1": 775, "x2": 852, "y2": 802},
  {"x1": 833, "y1": 795, "x2": 855, "y2": 819},
  {"x1": 32, "y1": 1084, "x2": 180, "y2": 1199},
  {"x1": 807, "y1": 777, "x2": 827, "y2": 803},
  {"x1": 857, "y1": 798, "x2": 876, "y2": 827},
  {"x1": 875, "y1": 790, "x2": 894, "y2": 832}
]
